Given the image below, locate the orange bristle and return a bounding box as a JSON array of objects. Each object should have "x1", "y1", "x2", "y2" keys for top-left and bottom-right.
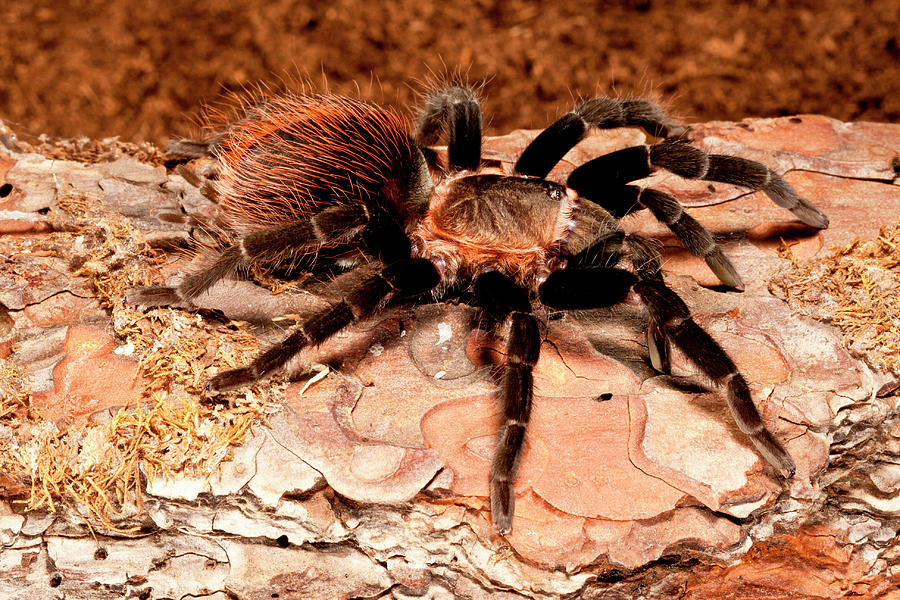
[{"x1": 214, "y1": 93, "x2": 418, "y2": 230}]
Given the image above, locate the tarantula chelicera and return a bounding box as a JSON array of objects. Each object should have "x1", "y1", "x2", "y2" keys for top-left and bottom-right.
[{"x1": 131, "y1": 85, "x2": 828, "y2": 534}]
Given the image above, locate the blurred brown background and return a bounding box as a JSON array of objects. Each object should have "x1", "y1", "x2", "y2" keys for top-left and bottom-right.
[{"x1": 1, "y1": 0, "x2": 898, "y2": 144}]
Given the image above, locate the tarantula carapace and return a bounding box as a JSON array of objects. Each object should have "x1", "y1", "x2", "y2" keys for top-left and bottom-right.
[{"x1": 131, "y1": 84, "x2": 828, "y2": 534}]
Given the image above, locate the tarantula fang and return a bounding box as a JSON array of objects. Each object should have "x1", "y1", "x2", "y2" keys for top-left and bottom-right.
[{"x1": 130, "y1": 84, "x2": 827, "y2": 534}]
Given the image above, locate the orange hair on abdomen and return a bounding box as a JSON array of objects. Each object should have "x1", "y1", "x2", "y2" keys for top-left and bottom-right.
[{"x1": 214, "y1": 93, "x2": 419, "y2": 230}]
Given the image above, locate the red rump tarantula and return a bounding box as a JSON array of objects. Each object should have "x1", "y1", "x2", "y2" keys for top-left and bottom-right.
[{"x1": 131, "y1": 84, "x2": 828, "y2": 534}]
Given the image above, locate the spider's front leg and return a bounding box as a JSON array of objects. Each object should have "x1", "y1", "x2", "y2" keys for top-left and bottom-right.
[
  {"x1": 565, "y1": 140, "x2": 828, "y2": 290},
  {"x1": 514, "y1": 97, "x2": 687, "y2": 179},
  {"x1": 567, "y1": 139, "x2": 829, "y2": 229},
  {"x1": 515, "y1": 96, "x2": 828, "y2": 290},
  {"x1": 473, "y1": 271, "x2": 543, "y2": 535},
  {"x1": 541, "y1": 239, "x2": 796, "y2": 478},
  {"x1": 633, "y1": 278, "x2": 796, "y2": 476}
]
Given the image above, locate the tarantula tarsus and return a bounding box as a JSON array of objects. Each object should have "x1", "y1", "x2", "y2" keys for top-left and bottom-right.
[{"x1": 131, "y1": 84, "x2": 828, "y2": 534}]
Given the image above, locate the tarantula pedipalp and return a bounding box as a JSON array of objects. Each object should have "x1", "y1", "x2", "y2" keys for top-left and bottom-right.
[{"x1": 131, "y1": 84, "x2": 828, "y2": 534}]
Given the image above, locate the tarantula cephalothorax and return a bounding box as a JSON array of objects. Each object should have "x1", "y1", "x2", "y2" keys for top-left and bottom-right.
[{"x1": 131, "y1": 85, "x2": 828, "y2": 534}]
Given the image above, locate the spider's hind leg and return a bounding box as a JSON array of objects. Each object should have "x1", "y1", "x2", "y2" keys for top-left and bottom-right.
[
  {"x1": 127, "y1": 203, "x2": 371, "y2": 307},
  {"x1": 415, "y1": 85, "x2": 482, "y2": 172}
]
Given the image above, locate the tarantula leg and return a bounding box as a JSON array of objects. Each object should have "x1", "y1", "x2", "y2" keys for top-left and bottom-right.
[
  {"x1": 705, "y1": 155, "x2": 829, "y2": 229},
  {"x1": 566, "y1": 144, "x2": 668, "y2": 219},
  {"x1": 362, "y1": 205, "x2": 416, "y2": 264},
  {"x1": 566, "y1": 159, "x2": 744, "y2": 290},
  {"x1": 621, "y1": 233, "x2": 662, "y2": 280},
  {"x1": 637, "y1": 188, "x2": 745, "y2": 290},
  {"x1": 569, "y1": 229, "x2": 626, "y2": 268},
  {"x1": 567, "y1": 139, "x2": 827, "y2": 287},
  {"x1": 647, "y1": 140, "x2": 829, "y2": 229},
  {"x1": 567, "y1": 137, "x2": 827, "y2": 229},
  {"x1": 128, "y1": 203, "x2": 370, "y2": 306},
  {"x1": 415, "y1": 85, "x2": 482, "y2": 172},
  {"x1": 566, "y1": 142, "x2": 729, "y2": 218},
  {"x1": 538, "y1": 267, "x2": 637, "y2": 310},
  {"x1": 514, "y1": 98, "x2": 687, "y2": 178},
  {"x1": 562, "y1": 199, "x2": 627, "y2": 265},
  {"x1": 567, "y1": 146, "x2": 745, "y2": 288},
  {"x1": 624, "y1": 234, "x2": 672, "y2": 372},
  {"x1": 646, "y1": 319, "x2": 672, "y2": 373},
  {"x1": 208, "y1": 258, "x2": 440, "y2": 391},
  {"x1": 564, "y1": 206, "x2": 676, "y2": 372},
  {"x1": 165, "y1": 137, "x2": 218, "y2": 159},
  {"x1": 474, "y1": 271, "x2": 541, "y2": 535},
  {"x1": 636, "y1": 140, "x2": 828, "y2": 228},
  {"x1": 634, "y1": 278, "x2": 796, "y2": 477}
]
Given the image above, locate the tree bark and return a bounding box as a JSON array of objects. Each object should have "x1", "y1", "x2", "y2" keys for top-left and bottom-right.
[{"x1": 1, "y1": 115, "x2": 899, "y2": 598}]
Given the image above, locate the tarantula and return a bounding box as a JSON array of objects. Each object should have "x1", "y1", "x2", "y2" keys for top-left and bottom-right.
[{"x1": 131, "y1": 84, "x2": 828, "y2": 534}]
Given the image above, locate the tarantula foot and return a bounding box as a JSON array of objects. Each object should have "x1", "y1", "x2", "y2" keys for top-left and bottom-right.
[
  {"x1": 764, "y1": 174, "x2": 829, "y2": 229},
  {"x1": 791, "y1": 200, "x2": 830, "y2": 230},
  {"x1": 647, "y1": 321, "x2": 672, "y2": 373},
  {"x1": 751, "y1": 429, "x2": 797, "y2": 479},
  {"x1": 704, "y1": 249, "x2": 746, "y2": 291},
  {"x1": 206, "y1": 368, "x2": 255, "y2": 393},
  {"x1": 490, "y1": 479, "x2": 515, "y2": 536},
  {"x1": 126, "y1": 286, "x2": 182, "y2": 307}
]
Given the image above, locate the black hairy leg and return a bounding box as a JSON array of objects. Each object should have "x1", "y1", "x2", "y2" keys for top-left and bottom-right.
[
  {"x1": 416, "y1": 85, "x2": 482, "y2": 172},
  {"x1": 128, "y1": 203, "x2": 370, "y2": 306},
  {"x1": 565, "y1": 139, "x2": 828, "y2": 289},
  {"x1": 514, "y1": 97, "x2": 688, "y2": 178},
  {"x1": 473, "y1": 271, "x2": 541, "y2": 535},
  {"x1": 636, "y1": 187, "x2": 745, "y2": 290},
  {"x1": 562, "y1": 203, "x2": 675, "y2": 371},
  {"x1": 547, "y1": 225, "x2": 793, "y2": 477},
  {"x1": 567, "y1": 139, "x2": 829, "y2": 228},
  {"x1": 208, "y1": 258, "x2": 440, "y2": 391},
  {"x1": 634, "y1": 278, "x2": 796, "y2": 476},
  {"x1": 538, "y1": 267, "x2": 637, "y2": 310},
  {"x1": 622, "y1": 233, "x2": 674, "y2": 372},
  {"x1": 561, "y1": 199, "x2": 675, "y2": 371}
]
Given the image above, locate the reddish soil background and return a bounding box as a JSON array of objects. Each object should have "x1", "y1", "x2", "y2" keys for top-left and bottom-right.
[{"x1": 1, "y1": 0, "x2": 898, "y2": 144}]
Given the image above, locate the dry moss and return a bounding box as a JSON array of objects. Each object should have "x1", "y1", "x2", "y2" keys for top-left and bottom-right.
[
  {"x1": 0, "y1": 186, "x2": 286, "y2": 531},
  {"x1": 770, "y1": 221, "x2": 900, "y2": 375}
]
